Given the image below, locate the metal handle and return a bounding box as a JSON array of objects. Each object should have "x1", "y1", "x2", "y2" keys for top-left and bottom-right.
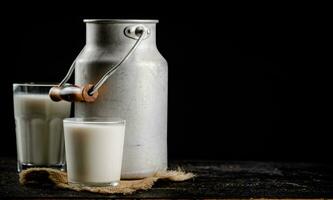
[
  {"x1": 51, "y1": 25, "x2": 149, "y2": 102},
  {"x1": 89, "y1": 26, "x2": 148, "y2": 95}
]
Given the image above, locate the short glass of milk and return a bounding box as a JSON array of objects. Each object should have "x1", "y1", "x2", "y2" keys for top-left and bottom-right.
[
  {"x1": 63, "y1": 118, "x2": 126, "y2": 187},
  {"x1": 13, "y1": 83, "x2": 71, "y2": 172}
]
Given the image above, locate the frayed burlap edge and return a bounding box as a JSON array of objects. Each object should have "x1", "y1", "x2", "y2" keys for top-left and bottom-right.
[{"x1": 19, "y1": 167, "x2": 195, "y2": 195}]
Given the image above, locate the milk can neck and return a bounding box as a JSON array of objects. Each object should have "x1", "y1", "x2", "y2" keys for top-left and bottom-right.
[{"x1": 85, "y1": 22, "x2": 157, "y2": 47}]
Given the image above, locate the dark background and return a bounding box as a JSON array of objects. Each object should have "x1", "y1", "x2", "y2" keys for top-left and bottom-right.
[{"x1": 0, "y1": 3, "x2": 330, "y2": 163}]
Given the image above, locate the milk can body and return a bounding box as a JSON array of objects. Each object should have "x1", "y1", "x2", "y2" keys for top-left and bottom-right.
[{"x1": 74, "y1": 19, "x2": 168, "y2": 179}]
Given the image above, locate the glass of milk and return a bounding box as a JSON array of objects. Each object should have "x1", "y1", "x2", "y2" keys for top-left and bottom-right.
[
  {"x1": 13, "y1": 83, "x2": 71, "y2": 172},
  {"x1": 63, "y1": 118, "x2": 126, "y2": 187}
]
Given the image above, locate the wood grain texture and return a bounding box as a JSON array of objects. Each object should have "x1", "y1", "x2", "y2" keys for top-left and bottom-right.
[{"x1": 0, "y1": 158, "x2": 332, "y2": 199}]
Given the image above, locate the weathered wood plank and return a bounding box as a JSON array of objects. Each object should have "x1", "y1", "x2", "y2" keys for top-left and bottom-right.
[{"x1": 0, "y1": 158, "x2": 332, "y2": 199}]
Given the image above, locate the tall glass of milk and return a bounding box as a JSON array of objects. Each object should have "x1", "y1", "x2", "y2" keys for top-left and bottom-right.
[
  {"x1": 13, "y1": 83, "x2": 71, "y2": 172},
  {"x1": 63, "y1": 118, "x2": 125, "y2": 187}
]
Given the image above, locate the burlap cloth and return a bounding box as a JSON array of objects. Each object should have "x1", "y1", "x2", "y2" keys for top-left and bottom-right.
[{"x1": 19, "y1": 168, "x2": 195, "y2": 195}]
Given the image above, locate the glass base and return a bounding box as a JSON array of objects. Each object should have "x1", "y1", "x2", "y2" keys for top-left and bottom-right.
[
  {"x1": 69, "y1": 180, "x2": 120, "y2": 187},
  {"x1": 17, "y1": 162, "x2": 66, "y2": 172}
]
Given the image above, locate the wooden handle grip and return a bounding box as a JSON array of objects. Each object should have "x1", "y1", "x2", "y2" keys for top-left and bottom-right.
[{"x1": 49, "y1": 84, "x2": 98, "y2": 103}]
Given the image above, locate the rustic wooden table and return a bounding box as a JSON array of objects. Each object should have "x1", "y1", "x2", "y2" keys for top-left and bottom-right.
[{"x1": 0, "y1": 157, "x2": 332, "y2": 199}]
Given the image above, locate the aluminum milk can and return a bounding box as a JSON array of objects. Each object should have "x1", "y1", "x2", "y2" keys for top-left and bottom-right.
[{"x1": 73, "y1": 19, "x2": 168, "y2": 179}]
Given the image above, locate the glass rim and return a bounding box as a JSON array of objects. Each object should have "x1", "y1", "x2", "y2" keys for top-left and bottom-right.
[
  {"x1": 63, "y1": 117, "x2": 126, "y2": 125},
  {"x1": 13, "y1": 83, "x2": 58, "y2": 87}
]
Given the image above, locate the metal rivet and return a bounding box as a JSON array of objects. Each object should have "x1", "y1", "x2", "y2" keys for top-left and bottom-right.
[{"x1": 124, "y1": 25, "x2": 150, "y2": 40}]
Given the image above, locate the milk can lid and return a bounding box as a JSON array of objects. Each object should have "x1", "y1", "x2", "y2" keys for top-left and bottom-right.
[{"x1": 84, "y1": 19, "x2": 159, "y2": 23}]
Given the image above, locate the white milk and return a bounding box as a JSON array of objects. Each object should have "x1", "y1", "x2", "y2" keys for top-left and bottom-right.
[
  {"x1": 64, "y1": 122, "x2": 125, "y2": 185},
  {"x1": 13, "y1": 94, "x2": 70, "y2": 167}
]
